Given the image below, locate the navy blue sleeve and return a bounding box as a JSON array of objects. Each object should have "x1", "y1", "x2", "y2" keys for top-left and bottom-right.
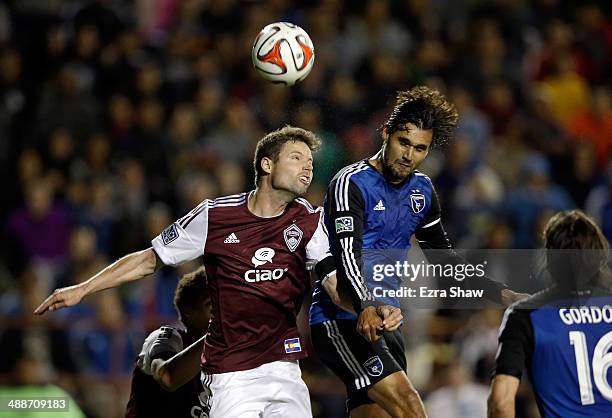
[
  {"x1": 325, "y1": 178, "x2": 375, "y2": 313},
  {"x1": 494, "y1": 307, "x2": 534, "y2": 379}
]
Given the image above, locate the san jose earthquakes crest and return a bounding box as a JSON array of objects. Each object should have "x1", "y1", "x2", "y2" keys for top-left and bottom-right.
[
  {"x1": 364, "y1": 356, "x2": 384, "y2": 377},
  {"x1": 283, "y1": 224, "x2": 303, "y2": 252},
  {"x1": 410, "y1": 193, "x2": 426, "y2": 213}
]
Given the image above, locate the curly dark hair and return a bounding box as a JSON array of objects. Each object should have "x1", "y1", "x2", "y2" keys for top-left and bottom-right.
[
  {"x1": 174, "y1": 266, "x2": 208, "y2": 319},
  {"x1": 253, "y1": 125, "x2": 321, "y2": 185},
  {"x1": 383, "y1": 86, "x2": 459, "y2": 148}
]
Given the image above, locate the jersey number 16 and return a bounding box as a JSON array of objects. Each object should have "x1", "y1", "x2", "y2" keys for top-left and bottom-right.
[{"x1": 569, "y1": 331, "x2": 612, "y2": 405}]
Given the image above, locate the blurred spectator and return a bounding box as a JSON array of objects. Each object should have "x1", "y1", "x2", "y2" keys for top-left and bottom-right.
[
  {"x1": 36, "y1": 65, "x2": 99, "y2": 144},
  {"x1": 585, "y1": 163, "x2": 612, "y2": 241},
  {"x1": 567, "y1": 85, "x2": 612, "y2": 169},
  {"x1": 7, "y1": 178, "x2": 72, "y2": 264},
  {"x1": 425, "y1": 362, "x2": 488, "y2": 418},
  {"x1": 503, "y1": 154, "x2": 574, "y2": 248}
]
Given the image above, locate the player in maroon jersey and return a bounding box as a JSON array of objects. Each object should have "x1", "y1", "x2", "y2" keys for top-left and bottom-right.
[
  {"x1": 35, "y1": 126, "x2": 401, "y2": 417},
  {"x1": 126, "y1": 266, "x2": 212, "y2": 418}
]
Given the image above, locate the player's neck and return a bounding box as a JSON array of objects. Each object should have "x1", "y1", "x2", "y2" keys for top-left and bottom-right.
[
  {"x1": 248, "y1": 186, "x2": 292, "y2": 218},
  {"x1": 370, "y1": 154, "x2": 406, "y2": 186}
]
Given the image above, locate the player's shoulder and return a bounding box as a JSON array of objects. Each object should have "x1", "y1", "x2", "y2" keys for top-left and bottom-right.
[
  {"x1": 505, "y1": 287, "x2": 561, "y2": 317},
  {"x1": 293, "y1": 197, "x2": 321, "y2": 214},
  {"x1": 209, "y1": 192, "x2": 248, "y2": 209},
  {"x1": 331, "y1": 160, "x2": 372, "y2": 185},
  {"x1": 412, "y1": 170, "x2": 433, "y2": 187},
  {"x1": 144, "y1": 324, "x2": 185, "y2": 344}
]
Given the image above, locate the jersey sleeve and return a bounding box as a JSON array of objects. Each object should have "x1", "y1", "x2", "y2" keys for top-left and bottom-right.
[
  {"x1": 415, "y1": 188, "x2": 506, "y2": 303},
  {"x1": 326, "y1": 177, "x2": 374, "y2": 312},
  {"x1": 151, "y1": 200, "x2": 209, "y2": 266},
  {"x1": 305, "y1": 209, "x2": 336, "y2": 280},
  {"x1": 494, "y1": 307, "x2": 534, "y2": 380}
]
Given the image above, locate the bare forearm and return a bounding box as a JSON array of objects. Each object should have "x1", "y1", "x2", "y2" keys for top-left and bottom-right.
[
  {"x1": 82, "y1": 248, "x2": 158, "y2": 295},
  {"x1": 488, "y1": 401, "x2": 514, "y2": 418},
  {"x1": 153, "y1": 335, "x2": 206, "y2": 391},
  {"x1": 488, "y1": 375, "x2": 519, "y2": 418},
  {"x1": 322, "y1": 274, "x2": 356, "y2": 315}
]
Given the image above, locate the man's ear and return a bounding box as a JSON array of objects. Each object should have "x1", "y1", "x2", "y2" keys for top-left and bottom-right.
[
  {"x1": 261, "y1": 157, "x2": 273, "y2": 175},
  {"x1": 382, "y1": 128, "x2": 389, "y2": 143}
]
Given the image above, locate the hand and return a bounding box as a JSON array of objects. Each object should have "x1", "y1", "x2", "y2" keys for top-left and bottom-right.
[
  {"x1": 33, "y1": 284, "x2": 87, "y2": 315},
  {"x1": 376, "y1": 305, "x2": 403, "y2": 331},
  {"x1": 357, "y1": 306, "x2": 384, "y2": 342},
  {"x1": 500, "y1": 289, "x2": 530, "y2": 307}
]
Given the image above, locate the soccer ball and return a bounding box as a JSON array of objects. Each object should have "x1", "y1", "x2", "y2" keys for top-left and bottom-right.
[{"x1": 252, "y1": 22, "x2": 315, "y2": 86}]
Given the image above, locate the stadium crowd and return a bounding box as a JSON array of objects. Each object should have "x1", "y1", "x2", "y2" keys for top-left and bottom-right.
[{"x1": 0, "y1": 0, "x2": 610, "y2": 417}]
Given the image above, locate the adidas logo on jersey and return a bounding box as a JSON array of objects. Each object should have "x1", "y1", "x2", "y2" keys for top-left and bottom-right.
[
  {"x1": 373, "y1": 200, "x2": 386, "y2": 211},
  {"x1": 223, "y1": 233, "x2": 240, "y2": 244}
]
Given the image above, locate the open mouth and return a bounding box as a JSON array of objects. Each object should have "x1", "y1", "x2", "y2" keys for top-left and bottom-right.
[{"x1": 299, "y1": 175, "x2": 311, "y2": 185}]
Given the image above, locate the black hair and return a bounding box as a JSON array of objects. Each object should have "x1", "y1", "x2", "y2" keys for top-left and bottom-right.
[
  {"x1": 174, "y1": 266, "x2": 208, "y2": 320},
  {"x1": 544, "y1": 210, "x2": 610, "y2": 294},
  {"x1": 383, "y1": 86, "x2": 459, "y2": 148}
]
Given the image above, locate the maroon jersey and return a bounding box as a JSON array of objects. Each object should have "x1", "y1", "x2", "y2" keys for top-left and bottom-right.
[{"x1": 152, "y1": 192, "x2": 333, "y2": 373}]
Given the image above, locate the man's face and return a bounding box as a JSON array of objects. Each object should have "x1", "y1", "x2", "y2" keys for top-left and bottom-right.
[
  {"x1": 382, "y1": 123, "x2": 432, "y2": 183},
  {"x1": 268, "y1": 141, "x2": 313, "y2": 196},
  {"x1": 186, "y1": 297, "x2": 212, "y2": 335}
]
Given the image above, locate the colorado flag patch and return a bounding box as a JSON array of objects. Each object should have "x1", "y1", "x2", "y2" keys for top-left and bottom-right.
[{"x1": 284, "y1": 338, "x2": 302, "y2": 353}]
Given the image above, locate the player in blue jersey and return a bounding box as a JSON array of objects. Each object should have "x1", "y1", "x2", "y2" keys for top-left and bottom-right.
[
  {"x1": 489, "y1": 210, "x2": 612, "y2": 418},
  {"x1": 310, "y1": 86, "x2": 526, "y2": 417}
]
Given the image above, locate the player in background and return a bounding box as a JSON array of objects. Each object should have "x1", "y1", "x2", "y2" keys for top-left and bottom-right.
[
  {"x1": 489, "y1": 210, "x2": 612, "y2": 418},
  {"x1": 34, "y1": 125, "x2": 401, "y2": 418},
  {"x1": 126, "y1": 266, "x2": 212, "y2": 418},
  {"x1": 310, "y1": 86, "x2": 527, "y2": 418}
]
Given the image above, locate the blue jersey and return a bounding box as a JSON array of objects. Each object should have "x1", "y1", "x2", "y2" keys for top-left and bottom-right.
[
  {"x1": 309, "y1": 160, "x2": 504, "y2": 325},
  {"x1": 495, "y1": 287, "x2": 612, "y2": 417}
]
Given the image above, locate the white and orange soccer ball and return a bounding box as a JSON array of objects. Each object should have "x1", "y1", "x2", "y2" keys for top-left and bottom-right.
[{"x1": 252, "y1": 22, "x2": 315, "y2": 86}]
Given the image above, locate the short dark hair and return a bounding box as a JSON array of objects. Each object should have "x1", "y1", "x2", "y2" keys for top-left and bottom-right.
[
  {"x1": 544, "y1": 210, "x2": 610, "y2": 293},
  {"x1": 383, "y1": 86, "x2": 459, "y2": 148},
  {"x1": 253, "y1": 125, "x2": 321, "y2": 185},
  {"x1": 174, "y1": 266, "x2": 208, "y2": 319}
]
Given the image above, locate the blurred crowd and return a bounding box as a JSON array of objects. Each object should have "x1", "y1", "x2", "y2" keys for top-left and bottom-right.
[{"x1": 0, "y1": 0, "x2": 609, "y2": 417}]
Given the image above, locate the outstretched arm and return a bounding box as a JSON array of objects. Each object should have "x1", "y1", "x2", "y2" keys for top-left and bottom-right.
[
  {"x1": 34, "y1": 248, "x2": 160, "y2": 315},
  {"x1": 415, "y1": 188, "x2": 528, "y2": 305},
  {"x1": 35, "y1": 199, "x2": 212, "y2": 315}
]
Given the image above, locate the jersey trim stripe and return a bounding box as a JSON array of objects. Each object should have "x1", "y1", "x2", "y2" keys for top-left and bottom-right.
[
  {"x1": 335, "y1": 162, "x2": 368, "y2": 212},
  {"x1": 413, "y1": 170, "x2": 431, "y2": 180},
  {"x1": 179, "y1": 200, "x2": 210, "y2": 228},
  {"x1": 210, "y1": 195, "x2": 247, "y2": 208},
  {"x1": 215, "y1": 192, "x2": 248, "y2": 202},
  {"x1": 295, "y1": 198, "x2": 316, "y2": 213},
  {"x1": 323, "y1": 320, "x2": 371, "y2": 389},
  {"x1": 421, "y1": 218, "x2": 441, "y2": 229},
  {"x1": 340, "y1": 237, "x2": 369, "y2": 300}
]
